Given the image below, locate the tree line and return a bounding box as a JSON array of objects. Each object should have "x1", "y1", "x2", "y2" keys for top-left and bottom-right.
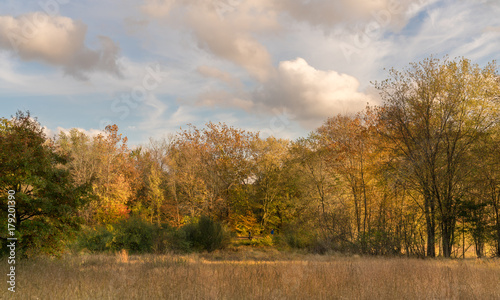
[{"x1": 1, "y1": 56, "x2": 500, "y2": 258}]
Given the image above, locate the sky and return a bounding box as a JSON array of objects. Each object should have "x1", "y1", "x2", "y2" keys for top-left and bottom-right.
[{"x1": 1, "y1": 0, "x2": 500, "y2": 146}]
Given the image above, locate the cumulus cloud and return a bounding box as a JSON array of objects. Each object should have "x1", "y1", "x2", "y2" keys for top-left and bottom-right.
[
  {"x1": 138, "y1": 0, "x2": 435, "y2": 86},
  {"x1": 195, "y1": 65, "x2": 252, "y2": 110},
  {"x1": 253, "y1": 58, "x2": 375, "y2": 127},
  {"x1": 190, "y1": 57, "x2": 376, "y2": 126},
  {"x1": 0, "y1": 13, "x2": 122, "y2": 80}
]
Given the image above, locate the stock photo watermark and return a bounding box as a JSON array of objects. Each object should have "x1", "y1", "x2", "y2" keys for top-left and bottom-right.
[
  {"x1": 214, "y1": 0, "x2": 242, "y2": 19},
  {"x1": 259, "y1": 108, "x2": 295, "y2": 139},
  {"x1": 100, "y1": 63, "x2": 168, "y2": 129},
  {"x1": 6, "y1": 190, "x2": 17, "y2": 293}
]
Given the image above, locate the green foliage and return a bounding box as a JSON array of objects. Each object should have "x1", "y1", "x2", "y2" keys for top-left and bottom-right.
[
  {"x1": 76, "y1": 216, "x2": 231, "y2": 254},
  {"x1": 78, "y1": 225, "x2": 114, "y2": 252},
  {"x1": 79, "y1": 217, "x2": 173, "y2": 254},
  {"x1": 110, "y1": 217, "x2": 156, "y2": 253},
  {"x1": 283, "y1": 227, "x2": 316, "y2": 250},
  {"x1": 182, "y1": 216, "x2": 232, "y2": 252},
  {"x1": 162, "y1": 227, "x2": 192, "y2": 253},
  {"x1": 0, "y1": 111, "x2": 91, "y2": 257}
]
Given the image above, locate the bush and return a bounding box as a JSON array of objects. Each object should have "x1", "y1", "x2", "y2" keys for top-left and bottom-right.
[
  {"x1": 167, "y1": 227, "x2": 192, "y2": 253},
  {"x1": 77, "y1": 217, "x2": 156, "y2": 254},
  {"x1": 151, "y1": 224, "x2": 191, "y2": 254},
  {"x1": 284, "y1": 228, "x2": 315, "y2": 249},
  {"x1": 77, "y1": 225, "x2": 114, "y2": 252},
  {"x1": 182, "y1": 216, "x2": 231, "y2": 252},
  {"x1": 110, "y1": 217, "x2": 157, "y2": 253},
  {"x1": 76, "y1": 215, "x2": 232, "y2": 254}
]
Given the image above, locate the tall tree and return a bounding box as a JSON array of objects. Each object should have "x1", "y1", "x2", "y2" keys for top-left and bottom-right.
[
  {"x1": 289, "y1": 135, "x2": 338, "y2": 241},
  {"x1": 169, "y1": 122, "x2": 259, "y2": 226},
  {"x1": 471, "y1": 122, "x2": 500, "y2": 257},
  {"x1": 57, "y1": 125, "x2": 137, "y2": 224},
  {"x1": 252, "y1": 137, "x2": 291, "y2": 230},
  {"x1": 317, "y1": 113, "x2": 374, "y2": 243},
  {"x1": 0, "y1": 111, "x2": 90, "y2": 256},
  {"x1": 376, "y1": 57, "x2": 500, "y2": 257}
]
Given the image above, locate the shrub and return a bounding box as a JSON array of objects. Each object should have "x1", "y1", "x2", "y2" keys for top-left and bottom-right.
[
  {"x1": 166, "y1": 227, "x2": 192, "y2": 253},
  {"x1": 110, "y1": 217, "x2": 156, "y2": 254},
  {"x1": 284, "y1": 228, "x2": 315, "y2": 249},
  {"x1": 151, "y1": 224, "x2": 192, "y2": 254},
  {"x1": 76, "y1": 215, "x2": 232, "y2": 254},
  {"x1": 77, "y1": 218, "x2": 157, "y2": 254},
  {"x1": 182, "y1": 216, "x2": 231, "y2": 252},
  {"x1": 77, "y1": 225, "x2": 114, "y2": 252}
]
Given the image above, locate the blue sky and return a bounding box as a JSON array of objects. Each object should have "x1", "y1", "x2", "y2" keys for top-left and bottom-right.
[{"x1": 1, "y1": 0, "x2": 500, "y2": 146}]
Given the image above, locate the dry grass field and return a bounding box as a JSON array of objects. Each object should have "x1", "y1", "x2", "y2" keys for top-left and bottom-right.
[{"x1": 2, "y1": 250, "x2": 500, "y2": 300}]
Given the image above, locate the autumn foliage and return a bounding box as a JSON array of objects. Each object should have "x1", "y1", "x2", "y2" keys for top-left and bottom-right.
[{"x1": 2, "y1": 56, "x2": 500, "y2": 258}]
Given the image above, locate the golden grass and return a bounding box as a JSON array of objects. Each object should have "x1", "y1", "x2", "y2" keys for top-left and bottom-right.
[{"x1": 2, "y1": 251, "x2": 500, "y2": 300}]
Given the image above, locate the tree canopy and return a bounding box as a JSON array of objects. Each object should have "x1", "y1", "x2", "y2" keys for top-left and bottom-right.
[
  {"x1": 0, "y1": 111, "x2": 91, "y2": 256},
  {"x1": 2, "y1": 56, "x2": 500, "y2": 258}
]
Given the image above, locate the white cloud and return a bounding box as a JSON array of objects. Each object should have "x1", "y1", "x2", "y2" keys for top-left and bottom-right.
[
  {"x1": 484, "y1": 26, "x2": 500, "y2": 32},
  {"x1": 136, "y1": 104, "x2": 199, "y2": 141},
  {"x1": 4, "y1": 0, "x2": 500, "y2": 146},
  {"x1": 373, "y1": 0, "x2": 500, "y2": 70},
  {"x1": 0, "y1": 13, "x2": 122, "y2": 80},
  {"x1": 134, "y1": 0, "x2": 434, "y2": 125},
  {"x1": 252, "y1": 58, "x2": 374, "y2": 128},
  {"x1": 137, "y1": 94, "x2": 170, "y2": 132}
]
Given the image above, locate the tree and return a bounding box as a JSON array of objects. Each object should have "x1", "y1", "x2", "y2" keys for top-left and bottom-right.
[
  {"x1": 56, "y1": 128, "x2": 97, "y2": 186},
  {"x1": 288, "y1": 134, "x2": 339, "y2": 245},
  {"x1": 170, "y1": 122, "x2": 259, "y2": 226},
  {"x1": 252, "y1": 137, "x2": 291, "y2": 230},
  {"x1": 0, "y1": 111, "x2": 90, "y2": 256},
  {"x1": 470, "y1": 122, "x2": 500, "y2": 257},
  {"x1": 57, "y1": 125, "x2": 138, "y2": 224},
  {"x1": 376, "y1": 57, "x2": 500, "y2": 257},
  {"x1": 317, "y1": 113, "x2": 374, "y2": 243}
]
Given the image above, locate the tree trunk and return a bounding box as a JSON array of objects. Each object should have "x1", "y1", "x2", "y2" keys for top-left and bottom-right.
[
  {"x1": 442, "y1": 224, "x2": 451, "y2": 258},
  {"x1": 496, "y1": 223, "x2": 500, "y2": 257},
  {"x1": 441, "y1": 216, "x2": 456, "y2": 258},
  {"x1": 424, "y1": 193, "x2": 436, "y2": 257},
  {"x1": 495, "y1": 206, "x2": 500, "y2": 257}
]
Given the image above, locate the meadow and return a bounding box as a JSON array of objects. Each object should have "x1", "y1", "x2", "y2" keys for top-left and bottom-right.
[{"x1": 2, "y1": 249, "x2": 500, "y2": 300}]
